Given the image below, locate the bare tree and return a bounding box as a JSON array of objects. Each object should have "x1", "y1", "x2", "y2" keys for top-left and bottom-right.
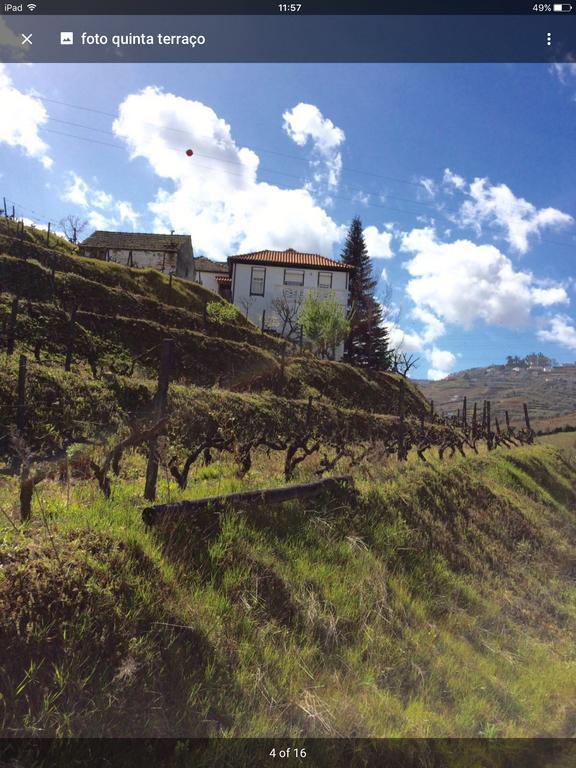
[
  {"x1": 239, "y1": 295, "x2": 257, "y2": 319},
  {"x1": 59, "y1": 215, "x2": 88, "y2": 244},
  {"x1": 391, "y1": 350, "x2": 420, "y2": 378},
  {"x1": 271, "y1": 294, "x2": 303, "y2": 340}
]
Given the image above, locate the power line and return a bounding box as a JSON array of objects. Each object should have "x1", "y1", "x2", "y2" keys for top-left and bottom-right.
[
  {"x1": 39, "y1": 95, "x2": 428, "y2": 189},
  {"x1": 38, "y1": 125, "x2": 576, "y2": 249}
]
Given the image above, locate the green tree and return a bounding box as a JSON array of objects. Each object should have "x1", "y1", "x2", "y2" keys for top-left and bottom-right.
[
  {"x1": 341, "y1": 216, "x2": 391, "y2": 369},
  {"x1": 299, "y1": 291, "x2": 350, "y2": 359}
]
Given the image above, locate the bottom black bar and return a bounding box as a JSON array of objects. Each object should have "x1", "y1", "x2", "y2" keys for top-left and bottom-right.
[{"x1": 0, "y1": 739, "x2": 575, "y2": 768}]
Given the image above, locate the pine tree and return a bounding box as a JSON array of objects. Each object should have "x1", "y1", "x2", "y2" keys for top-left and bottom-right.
[{"x1": 341, "y1": 216, "x2": 391, "y2": 370}]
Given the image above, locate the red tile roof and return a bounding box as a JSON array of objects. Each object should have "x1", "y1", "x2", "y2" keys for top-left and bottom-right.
[
  {"x1": 229, "y1": 248, "x2": 353, "y2": 271},
  {"x1": 215, "y1": 275, "x2": 232, "y2": 284}
]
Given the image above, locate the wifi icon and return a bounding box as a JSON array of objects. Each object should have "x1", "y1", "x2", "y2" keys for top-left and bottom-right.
[{"x1": 27, "y1": 3, "x2": 37, "y2": 10}]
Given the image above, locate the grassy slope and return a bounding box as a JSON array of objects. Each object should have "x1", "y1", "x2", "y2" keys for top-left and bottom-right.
[{"x1": 1, "y1": 444, "x2": 575, "y2": 739}]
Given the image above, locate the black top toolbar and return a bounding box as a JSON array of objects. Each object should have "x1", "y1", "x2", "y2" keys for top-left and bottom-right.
[{"x1": 2, "y1": 0, "x2": 574, "y2": 14}]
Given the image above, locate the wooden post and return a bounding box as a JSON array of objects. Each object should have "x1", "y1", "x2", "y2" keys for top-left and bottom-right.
[
  {"x1": 144, "y1": 338, "x2": 174, "y2": 501},
  {"x1": 462, "y1": 396, "x2": 467, "y2": 428},
  {"x1": 203, "y1": 301, "x2": 208, "y2": 326},
  {"x1": 397, "y1": 379, "x2": 406, "y2": 461},
  {"x1": 494, "y1": 415, "x2": 501, "y2": 436},
  {"x1": 16, "y1": 354, "x2": 27, "y2": 434},
  {"x1": 430, "y1": 399, "x2": 434, "y2": 419},
  {"x1": 50, "y1": 262, "x2": 56, "y2": 304},
  {"x1": 261, "y1": 309, "x2": 266, "y2": 332},
  {"x1": 168, "y1": 271, "x2": 174, "y2": 303},
  {"x1": 481, "y1": 400, "x2": 487, "y2": 430},
  {"x1": 505, "y1": 410, "x2": 511, "y2": 432},
  {"x1": 64, "y1": 303, "x2": 77, "y2": 372},
  {"x1": 472, "y1": 402, "x2": 477, "y2": 432},
  {"x1": 46, "y1": 222, "x2": 51, "y2": 247},
  {"x1": 6, "y1": 296, "x2": 18, "y2": 355},
  {"x1": 11, "y1": 205, "x2": 15, "y2": 220},
  {"x1": 486, "y1": 400, "x2": 493, "y2": 450},
  {"x1": 2, "y1": 197, "x2": 6, "y2": 217},
  {"x1": 523, "y1": 403, "x2": 533, "y2": 443}
]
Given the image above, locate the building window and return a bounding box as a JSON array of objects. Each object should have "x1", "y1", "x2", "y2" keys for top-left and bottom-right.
[
  {"x1": 318, "y1": 272, "x2": 332, "y2": 289},
  {"x1": 284, "y1": 269, "x2": 305, "y2": 286},
  {"x1": 250, "y1": 266, "x2": 266, "y2": 295}
]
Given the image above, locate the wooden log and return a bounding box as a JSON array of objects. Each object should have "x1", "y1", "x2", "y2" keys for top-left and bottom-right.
[{"x1": 142, "y1": 474, "x2": 354, "y2": 526}]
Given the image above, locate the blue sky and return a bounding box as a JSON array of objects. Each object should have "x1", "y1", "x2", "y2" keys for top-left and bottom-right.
[{"x1": 1, "y1": 62, "x2": 575, "y2": 378}]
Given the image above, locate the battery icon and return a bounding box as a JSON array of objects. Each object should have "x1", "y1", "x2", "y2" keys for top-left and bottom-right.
[{"x1": 553, "y1": 3, "x2": 572, "y2": 10}]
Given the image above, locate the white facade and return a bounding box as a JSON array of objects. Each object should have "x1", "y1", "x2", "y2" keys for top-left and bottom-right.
[
  {"x1": 196, "y1": 270, "x2": 221, "y2": 294},
  {"x1": 231, "y1": 261, "x2": 350, "y2": 357}
]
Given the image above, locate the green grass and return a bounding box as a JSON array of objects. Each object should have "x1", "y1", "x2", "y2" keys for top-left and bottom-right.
[{"x1": 1, "y1": 444, "x2": 575, "y2": 738}]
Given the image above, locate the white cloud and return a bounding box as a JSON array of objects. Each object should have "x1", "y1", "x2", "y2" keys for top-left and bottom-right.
[
  {"x1": 62, "y1": 172, "x2": 140, "y2": 231},
  {"x1": 0, "y1": 64, "x2": 52, "y2": 169},
  {"x1": 283, "y1": 102, "x2": 344, "y2": 189},
  {"x1": 458, "y1": 177, "x2": 573, "y2": 254},
  {"x1": 419, "y1": 177, "x2": 437, "y2": 198},
  {"x1": 442, "y1": 167, "x2": 465, "y2": 191},
  {"x1": 427, "y1": 368, "x2": 451, "y2": 381},
  {"x1": 550, "y1": 60, "x2": 576, "y2": 85},
  {"x1": 387, "y1": 325, "x2": 424, "y2": 354},
  {"x1": 537, "y1": 314, "x2": 576, "y2": 351},
  {"x1": 410, "y1": 306, "x2": 445, "y2": 343},
  {"x1": 364, "y1": 225, "x2": 394, "y2": 259},
  {"x1": 427, "y1": 345, "x2": 456, "y2": 372},
  {"x1": 111, "y1": 87, "x2": 351, "y2": 260},
  {"x1": 401, "y1": 227, "x2": 569, "y2": 330}
]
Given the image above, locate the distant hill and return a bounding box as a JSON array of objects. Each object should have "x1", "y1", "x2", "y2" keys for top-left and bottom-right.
[{"x1": 417, "y1": 362, "x2": 576, "y2": 432}]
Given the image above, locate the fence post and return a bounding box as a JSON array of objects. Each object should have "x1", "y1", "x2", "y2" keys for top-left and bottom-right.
[
  {"x1": 523, "y1": 403, "x2": 533, "y2": 443},
  {"x1": 2, "y1": 197, "x2": 6, "y2": 217},
  {"x1": 203, "y1": 300, "x2": 208, "y2": 326},
  {"x1": 6, "y1": 296, "x2": 19, "y2": 355},
  {"x1": 46, "y1": 222, "x2": 51, "y2": 247},
  {"x1": 397, "y1": 379, "x2": 406, "y2": 461},
  {"x1": 505, "y1": 410, "x2": 511, "y2": 433},
  {"x1": 472, "y1": 402, "x2": 477, "y2": 433},
  {"x1": 486, "y1": 400, "x2": 493, "y2": 450},
  {"x1": 16, "y1": 354, "x2": 27, "y2": 434},
  {"x1": 261, "y1": 309, "x2": 266, "y2": 333},
  {"x1": 64, "y1": 303, "x2": 77, "y2": 372},
  {"x1": 144, "y1": 338, "x2": 174, "y2": 501},
  {"x1": 462, "y1": 396, "x2": 467, "y2": 428},
  {"x1": 430, "y1": 399, "x2": 434, "y2": 419}
]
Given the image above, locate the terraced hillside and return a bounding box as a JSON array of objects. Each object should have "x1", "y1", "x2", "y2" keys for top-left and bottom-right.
[{"x1": 417, "y1": 363, "x2": 576, "y2": 433}]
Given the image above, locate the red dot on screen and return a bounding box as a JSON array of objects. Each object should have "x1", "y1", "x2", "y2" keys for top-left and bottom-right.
[{"x1": 186, "y1": 149, "x2": 194, "y2": 156}]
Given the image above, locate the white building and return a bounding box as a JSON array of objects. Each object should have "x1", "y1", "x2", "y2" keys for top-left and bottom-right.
[
  {"x1": 229, "y1": 248, "x2": 353, "y2": 357},
  {"x1": 79, "y1": 231, "x2": 195, "y2": 279},
  {"x1": 194, "y1": 256, "x2": 230, "y2": 295}
]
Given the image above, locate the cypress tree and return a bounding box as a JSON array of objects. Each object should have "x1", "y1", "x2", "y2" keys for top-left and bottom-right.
[{"x1": 341, "y1": 216, "x2": 391, "y2": 370}]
